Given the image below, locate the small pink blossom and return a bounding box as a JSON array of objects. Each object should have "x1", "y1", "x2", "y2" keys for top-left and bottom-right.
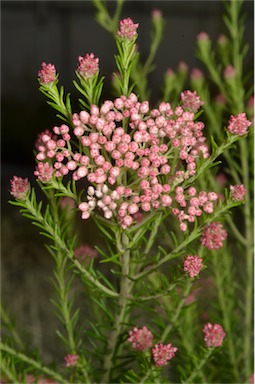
[
  {"x1": 197, "y1": 32, "x2": 209, "y2": 41},
  {"x1": 117, "y1": 18, "x2": 139, "y2": 40},
  {"x1": 64, "y1": 354, "x2": 79, "y2": 367},
  {"x1": 152, "y1": 343, "x2": 178, "y2": 367},
  {"x1": 201, "y1": 222, "x2": 227, "y2": 250},
  {"x1": 203, "y1": 323, "x2": 226, "y2": 347},
  {"x1": 77, "y1": 53, "x2": 99, "y2": 78},
  {"x1": 184, "y1": 255, "x2": 203, "y2": 277},
  {"x1": 128, "y1": 326, "x2": 153, "y2": 351},
  {"x1": 191, "y1": 68, "x2": 204, "y2": 81},
  {"x1": 249, "y1": 373, "x2": 254, "y2": 384},
  {"x1": 74, "y1": 244, "x2": 98, "y2": 266},
  {"x1": 224, "y1": 65, "x2": 236, "y2": 79},
  {"x1": 181, "y1": 90, "x2": 204, "y2": 113},
  {"x1": 227, "y1": 113, "x2": 251, "y2": 136},
  {"x1": 217, "y1": 34, "x2": 228, "y2": 45},
  {"x1": 34, "y1": 162, "x2": 54, "y2": 183},
  {"x1": 10, "y1": 176, "x2": 30, "y2": 200},
  {"x1": 214, "y1": 93, "x2": 226, "y2": 105},
  {"x1": 38, "y1": 62, "x2": 56, "y2": 84},
  {"x1": 151, "y1": 9, "x2": 162, "y2": 18},
  {"x1": 230, "y1": 184, "x2": 246, "y2": 201},
  {"x1": 215, "y1": 172, "x2": 227, "y2": 186}
]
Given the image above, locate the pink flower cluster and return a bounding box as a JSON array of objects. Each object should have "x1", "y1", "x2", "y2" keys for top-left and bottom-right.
[
  {"x1": 10, "y1": 176, "x2": 30, "y2": 200},
  {"x1": 128, "y1": 326, "x2": 153, "y2": 351},
  {"x1": 64, "y1": 354, "x2": 79, "y2": 367},
  {"x1": 128, "y1": 326, "x2": 177, "y2": 367},
  {"x1": 181, "y1": 90, "x2": 204, "y2": 113},
  {"x1": 227, "y1": 113, "x2": 251, "y2": 136},
  {"x1": 152, "y1": 343, "x2": 178, "y2": 367},
  {"x1": 200, "y1": 222, "x2": 227, "y2": 250},
  {"x1": 34, "y1": 92, "x2": 214, "y2": 229},
  {"x1": 183, "y1": 255, "x2": 203, "y2": 277},
  {"x1": 117, "y1": 18, "x2": 139, "y2": 40},
  {"x1": 77, "y1": 53, "x2": 99, "y2": 78},
  {"x1": 230, "y1": 184, "x2": 246, "y2": 201},
  {"x1": 203, "y1": 323, "x2": 226, "y2": 347},
  {"x1": 38, "y1": 62, "x2": 56, "y2": 84},
  {"x1": 172, "y1": 187, "x2": 218, "y2": 232}
]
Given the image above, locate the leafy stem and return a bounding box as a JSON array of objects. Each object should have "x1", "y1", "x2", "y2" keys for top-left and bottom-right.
[
  {"x1": 100, "y1": 231, "x2": 133, "y2": 383},
  {"x1": 0, "y1": 342, "x2": 69, "y2": 384}
]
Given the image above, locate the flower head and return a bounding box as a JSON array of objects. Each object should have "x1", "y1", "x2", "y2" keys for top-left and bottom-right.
[
  {"x1": 77, "y1": 53, "x2": 99, "y2": 78},
  {"x1": 184, "y1": 255, "x2": 203, "y2": 277},
  {"x1": 10, "y1": 176, "x2": 30, "y2": 200},
  {"x1": 38, "y1": 62, "x2": 56, "y2": 84},
  {"x1": 227, "y1": 113, "x2": 251, "y2": 136},
  {"x1": 64, "y1": 354, "x2": 79, "y2": 367},
  {"x1": 128, "y1": 326, "x2": 153, "y2": 351},
  {"x1": 152, "y1": 343, "x2": 178, "y2": 367},
  {"x1": 34, "y1": 162, "x2": 54, "y2": 183},
  {"x1": 230, "y1": 184, "x2": 246, "y2": 201},
  {"x1": 201, "y1": 222, "x2": 227, "y2": 250},
  {"x1": 181, "y1": 90, "x2": 204, "y2": 113},
  {"x1": 117, "y1": 18, "x2": 139, "y2": 40},
  {"x1": 203, "y1": 323, "x2": 226, "y2": 347}
]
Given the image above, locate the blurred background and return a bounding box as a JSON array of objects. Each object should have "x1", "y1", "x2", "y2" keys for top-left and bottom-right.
[{"x1": 1, "y1": 0, "x2": 254, "y2": 365}]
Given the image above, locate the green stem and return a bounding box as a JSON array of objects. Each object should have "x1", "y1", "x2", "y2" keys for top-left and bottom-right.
[
  {"x1": 212, "y1": 250, "x2": 241, "y2": 382},
  {"x1": 0, "y1": 304, "x2": 24, "y2": 350},
  {"x1": 0, "y1": 342, "x2": 69, "y2": 384},
  {"x1": 139, "y1": 280, "x2": 192, "y2": 384},
  {"x1": 0, "y1": 359, "x2": 19, "y2": 383},
  {"x1": 160, "y1": 279, "x2": 192, "y2": 343},
  {"x1": 54, "y1": 255, "x2": 76, "y2": 352},
  {"x1": 144, "y1": 213, "x2": 162, "y2": 255},
  {"x1": 226, "y1": 2, "x2": 253, "y2": 375},
  {"x1": 184, "y1": 348, "x2": 213, "y2": 383},
  {"x1": 100, "y1": 232, "x2": 133, "y2": 383},
  {"x1": 240, "y1": 139, "x2": 254, "y2": 379}
]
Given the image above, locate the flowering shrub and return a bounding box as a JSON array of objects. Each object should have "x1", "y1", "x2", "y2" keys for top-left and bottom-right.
[{"x1": 1, "y1": 1, "x2": 253, "y2": 384}]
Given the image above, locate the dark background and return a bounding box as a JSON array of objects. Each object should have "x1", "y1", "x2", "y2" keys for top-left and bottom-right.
[{"x1": 1, "y1": 0, "x2": 254, "y2": 365}]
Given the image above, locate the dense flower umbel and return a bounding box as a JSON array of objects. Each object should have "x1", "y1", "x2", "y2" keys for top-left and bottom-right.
[
  {"x1": 152, "y1": 343, "x2": 178, "y2": 367},
  {"x1": 230, "y1": 184, "x2": 247, "y2": 201},
  {"x1": 10, "y1": 176, "x2": 30, "y2": 200},
  {"x1": 38, "y1": 62, "x2": 56, "y2": 84},
  {"x1": 201, "y1": 222, "x2": 227, "y2": 250},
  {"x1": 117, "y1": 18, "x2": 139, "y2": 40},
  {"x1": 33, "y1": 92, "x2": 222, "y2": 229},
  {"x1": 203, "y1": 323, "x2": 226, "y2": 347},
  {"x1": 64, "y1": 354, "x2": 79, "y2": 367},
  {"x1": 77, "y1": 53, "x2": 99, "y2": 78},
  {"x1": 183, "y1": 255, "x2": 203, "y2": 277},
  {"x1": 128, "y1": 326, "x2": 153, "y2": 351},
  {"x1": 227, "y1": 113, "x2": 251, "y2": 136}
]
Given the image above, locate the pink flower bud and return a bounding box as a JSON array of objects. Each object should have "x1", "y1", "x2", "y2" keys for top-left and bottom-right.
[{"x1": 10, "y1": 176, "x2": 30, "y2": 200}]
